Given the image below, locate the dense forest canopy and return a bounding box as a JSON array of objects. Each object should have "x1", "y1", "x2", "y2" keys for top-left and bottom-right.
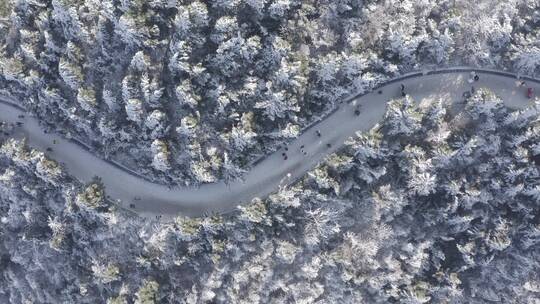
[
  {"x1": 2, "y1": 88, "x2": 540, "y2": 303},
  {"x1": 1, "y1": 0, "x2": 539, "y2": 185},
  {"x1": 1, "y1": 0, "x2": 540, "y2": 303}
]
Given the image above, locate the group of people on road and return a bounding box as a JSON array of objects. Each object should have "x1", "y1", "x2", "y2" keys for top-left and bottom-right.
[
  {"x1": 468, "y1": 71, "x2": 480, "y2": 95},
  {"x1": 399, "y1": 71, "x2": 482, "y2": 101},
  {"x1": 282, "y1": 129, "x2": 333, "y2": 161},
  {"x1": 282, "y1": 146, "x2": 289, "y2": 160},
  {"x1": 300, "y1": 145, "x2": 307, "y2": 155}
]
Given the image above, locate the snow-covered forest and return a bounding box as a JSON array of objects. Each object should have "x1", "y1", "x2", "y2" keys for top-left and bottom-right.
[
  {"x1": 2, "y1": 0, "x2": 540, "y2": 303},
  {"x1": 2, "y1": 88, "x2": 540, "y2": 303},
  {"x1": 1, "y1": 0, "x2": 540, "y2": 185}
]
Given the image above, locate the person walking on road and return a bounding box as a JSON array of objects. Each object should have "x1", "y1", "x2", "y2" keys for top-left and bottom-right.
[
  {"x1": 400, "y1": 84, "x2": 406, "y2": 97},
  {"x1": 468, "y1": 71, "x2": 476, "y2": 84}
]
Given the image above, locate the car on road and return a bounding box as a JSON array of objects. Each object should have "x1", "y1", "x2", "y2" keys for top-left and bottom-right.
[{"x1": 527, "y1": 87, "x2": 534, "y2": 99}]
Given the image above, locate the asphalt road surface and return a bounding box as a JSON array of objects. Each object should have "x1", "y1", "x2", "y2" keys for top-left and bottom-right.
[{"x1": 0, "y1": 68, "x2": 538, "y2": 218}]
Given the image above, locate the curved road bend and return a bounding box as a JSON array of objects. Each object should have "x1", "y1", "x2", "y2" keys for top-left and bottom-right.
[{"x1": 0, "y1": 68, "x2": 539, "y2": 218}]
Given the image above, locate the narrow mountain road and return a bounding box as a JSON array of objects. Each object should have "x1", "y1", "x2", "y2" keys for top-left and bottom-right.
[{"x1": 0, "y1": 68, "x2": 538, "y2": 218}]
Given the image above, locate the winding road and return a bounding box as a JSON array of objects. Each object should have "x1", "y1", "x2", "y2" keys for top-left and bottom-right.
[{"x1": 0, "y1": 68, "x2": 539, "y2": 218}]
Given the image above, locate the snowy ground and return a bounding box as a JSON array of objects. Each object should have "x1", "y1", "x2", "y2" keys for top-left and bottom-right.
[{"x1": 0, "y1": 68, "x2": 538, "y2": 218}]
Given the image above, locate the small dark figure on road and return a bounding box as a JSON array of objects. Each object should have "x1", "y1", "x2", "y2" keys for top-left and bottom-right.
[
  {"x1": 284, "y1": 147, "x2": 288, "y2": 151},
  {"x1": 400, "y1": 84, "x2": 405, "y2": 91},
  {"x1": 16, "y1": 122, "x2": 23, "y2": 126},
  {"x1": 129, "y1": 204, "x2": 135, "y2": 209},
  {"x1": 327, "y1": 143, "x2": 332, "y2": 148},
  {"x1": 471, "y1": 86, "x2": 476, "y2": 94},
  {"x1": 378, "y1": 90, "x2": 382, "y2": 94},
  {"x1": 282, "y1": 152, "x2": 286, "y2": 156},
  {"x1": 316, "y1": 130, "x2": 321, "y2": 137},
  {"x1": 17, "y1": 115, "x2": 25, "y2": 119},
  {"x1": 284, "y1": 156, "x2": 288, "y2": 160},
  {"x1": 300, "y1": 145, "x2": 305, "y2": 149},
  {"x1": 46, "y1": 147, "x2": 53, "y2": 152},
  {"x1": 474, "y1": 75, "x2": 479, "y2": 81},
  {"x1": 354, "y1": 109, "x2": 361, "y2": 116}
]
